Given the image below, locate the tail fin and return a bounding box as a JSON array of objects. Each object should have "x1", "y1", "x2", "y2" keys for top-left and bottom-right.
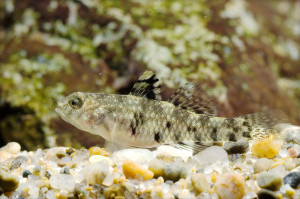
[{"x1": 238, "y1": 110, "x2": 289, "y2": 140}]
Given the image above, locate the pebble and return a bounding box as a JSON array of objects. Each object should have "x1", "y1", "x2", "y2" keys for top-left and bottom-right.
[
  {"x1": 89, "y1": 155, "x2": 112, "y2": 164},
  {"x1": 56, "y1": 150, "x2": 66, "y2": 158},
  {"x1": 148, "y1": 159, "x2": 165, "y2": 178},
  {"x1": 214, "y1": 173, "x2": 245, "y2": 199},
  {"x1": 268, "y1": 165, "x2": 287, "y2": 178},
  {"x1": 0, "y1": 151, "x2": 11, "y2": 162},
  {"x1": 256, "y1": 172, "x2": 282, "y2": 191},
  {"x1": 49, "y1": 174, "x2": 76, "y2": 192},
  {"x1": 253, "y1": 158, "x2": 272, "y2": 173},
  {"x1": 163, "y1": 163, "x2": 187, "y2": 182},
  {"x1": 45, "y1": 170, "x2": 52, "y2": 179},
  {"x1": 0, "y1": 142, "x2": 21, "y2": 154},
  {"x1": 66, "y1": 148, "x2": 75, "y2": 156},
  {"x1": 283, "y1": 172, "x2": 300, "y2": 188},
  {"x1": 251, "y1": 139, "x2": 282, "y2": 158},
  {"x1": 83, "y1": 162, "x2": 109, "y2": 185},
  {"x1": 257, "y1": 189, "x2": 278, "y2": 199},
  {"x1": 0, "y1": 169, "x2": 19, "y2": 192},
  {"x1": 288, "y1": 148, "x2": 298, "y2": 158},
  {"x1": 112, "y1": 149, "x2": 154, "y2": 167},
  {"x1": 22, "y1": 170, "x2": 32, "y2": 178},
  {"x1": 223, "y1": 141, "x2": 249, "y2": 154},
  {"x1": 60, "y1": 167, "x2": 70, "y2": 174},
  {"x1": 123, "y1": 159, "x2": 154, "y2": 180},
  {"x1": 191, "y1": 173, "x2": 210, "y2": 194},
  {"x1": 194, "y1": 146, "x2": 228, "y2": 165},
  {"x1": 11, "y1": 155, "x2": 28, "y2": 170}
]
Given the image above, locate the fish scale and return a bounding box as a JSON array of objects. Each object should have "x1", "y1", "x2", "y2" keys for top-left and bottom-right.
[{"x1": 56, "y1": 71, "x2": 289, "y2": 154}]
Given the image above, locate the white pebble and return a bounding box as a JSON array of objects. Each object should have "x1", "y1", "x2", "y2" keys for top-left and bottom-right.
[
  {"x1": 89, "y1": 155, "x2": 112, "y2": 165},
  {"x1": 194, "y1": 146, "x2": 228, "y2": 165},
  {"x1": 111, "y1": 148, "x2": 154, "y2": 167},
  {"x1": 50, "y1": 174, "x2": 76, "y2": 192},
  {"x1": 0, "y1": 142, "x2": 21, "y2": 154}
]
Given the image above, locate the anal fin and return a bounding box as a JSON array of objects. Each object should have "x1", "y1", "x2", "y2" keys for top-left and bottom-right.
[{"x1": 172, "y1": 142, "x2": 214, "y2": 155}]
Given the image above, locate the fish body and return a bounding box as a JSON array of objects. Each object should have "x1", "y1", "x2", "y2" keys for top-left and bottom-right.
[{"x1": 56, "y1": 71, "x2": 289, "y2": 153}]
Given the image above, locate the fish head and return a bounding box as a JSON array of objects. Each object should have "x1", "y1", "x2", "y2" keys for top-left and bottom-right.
[{"x1": 55, "y1": 92, "x2": 107, "y2": 134}]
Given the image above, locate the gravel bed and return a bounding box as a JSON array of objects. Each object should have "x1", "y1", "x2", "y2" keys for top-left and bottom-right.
[{"x1": 1, "y1": 126, "x2": 300, "y2": 199}]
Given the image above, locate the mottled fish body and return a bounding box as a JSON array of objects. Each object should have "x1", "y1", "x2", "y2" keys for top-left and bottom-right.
[{"x1": 56, "y1": 71, "x2": 289, "y2": 153}]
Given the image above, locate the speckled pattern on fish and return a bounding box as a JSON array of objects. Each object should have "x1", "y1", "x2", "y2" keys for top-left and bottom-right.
[{"x1": 55, "y1": 71, "x2": 289, "y2": 153}]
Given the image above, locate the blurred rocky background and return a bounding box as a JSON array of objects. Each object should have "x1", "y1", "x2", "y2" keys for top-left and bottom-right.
[{"x1": 0, "y1": 0, "x2": 299, "y2": 150}]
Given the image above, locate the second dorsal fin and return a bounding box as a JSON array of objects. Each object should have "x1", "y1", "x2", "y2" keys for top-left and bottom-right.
[
  {"x1": 129, "y1": 71, "x2": 162, "y2": 100},
  {"x1": 168, "y1": 83, "x2": 217, "y2": 115}
]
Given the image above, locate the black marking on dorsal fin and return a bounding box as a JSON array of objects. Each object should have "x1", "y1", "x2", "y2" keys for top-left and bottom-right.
[
  {"x1": 129, "y1": 71, "x2": 161, "y2": 100},
  {"x1": 168, "y1": 83, "x2": 217, "y2": 115}
]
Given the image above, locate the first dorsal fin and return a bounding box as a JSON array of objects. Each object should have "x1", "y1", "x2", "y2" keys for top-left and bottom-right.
[
  {"x1": 168, "y1": 83, "x2": 217, "y2": 115},
  {"x1": 129, "y1": 71, "x2": 162, "y2": 100}
]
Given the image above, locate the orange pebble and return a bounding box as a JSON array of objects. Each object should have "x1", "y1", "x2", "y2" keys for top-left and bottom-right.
[
  {"x1": 88, "y1": 146, "x2": 102, "y2": 156},
  {"x1": 288, "y1": 148, "x2": 298, "y2": 158},
  {"x1": 122, "y1": 159, "x2": 154, "y2": 180}
]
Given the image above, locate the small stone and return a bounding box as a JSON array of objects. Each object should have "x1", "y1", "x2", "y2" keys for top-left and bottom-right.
[
  {"x1": 251, "y1": 139, "x2": 282, "y2": 158},
  {"x1": 253, "y1": 158, "x2": 272, "y2": 174},
  {"x1": 60, "y1": 167, "x2": 70, "y2": 175},
  {"x1": 288, "y1": 148, "x2": 298, "y2": 158},
  {"x1": 57, "y1": 159, "x2": 66, "y2": 167},
  {"x1": 283, "y1": 172, "x2": 300, "y2": 188},
  {"x1": 66, "y1": 148, "x2": 75, "y2": 156},
  {"x1": 0, "y1": 151, "x2": 11, "y2": 162},
  {"x1": 83, "y1": 162, "x2": 109, "y2": 185},
  {"x1": 112, "y1": 149, "x2": 154, "y2": 167},
  {"x1": 122, "y1": 159, "x2": 154, "y2": 180},
  {"x1": 11, "y1": 155, "x2": 28, "y2": 170},
  {"x1": 223, "y1": 141, "x2": 249, "y2": 154},
  {"x1": 0, "y1": 142, "x2": 21, "y2": 154},
  {"x1": 56, "y1": 151, "x2": 66, "y2": 159},
  {"x1": 148, "y1": 159, "x2": 165, "y2": 178},
  {"x1": 89, "y1": 155, "x2": 112, "y2": 164},
  {"x1": 268, "y1": 165, "x2": 287, "y2": 178},
  {"x1": 33, "y1": 165, "x2": 41, "y2": 175},
  {"x1": 50, "y1": 174, "x2": 76, "y2": 192},
  {"x1": 194, "y1": 146, "x2": 228, "y2": 165},
  {"x1": 45, "y1": 170, "x2": 52, "y2": 179},
  {"x1": 89, "y1": 146, "x2": 102, "y2": 156},
  {"x1": 191, "y1": 173, "x2": 210, "y2": 194},
  {"x1": 22, "y1": 170, "x2": 32, "y2": 178},
  {"x1": 257, "y1": 189, "x2": 278, "y2": 199},
  {"x1": 214, "y1": 173, "x2": 245, "y2": 199},
  {"x1": 0, "y1": 169, "x2": 19, "y2": 192},
  {"x1": 163, "y1": 164, "x2": 186, "y2": 182},
  {"x1": 256, "y1": 172, "x2": 282, "y2": 191}
]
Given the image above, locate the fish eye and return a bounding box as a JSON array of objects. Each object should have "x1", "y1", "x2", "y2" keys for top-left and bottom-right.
[{"x1": 69, "y1": 97, "x2": 83, "y2": 109}]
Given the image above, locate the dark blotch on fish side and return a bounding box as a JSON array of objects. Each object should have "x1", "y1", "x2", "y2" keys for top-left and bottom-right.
[
  {"x1": 211, "y1": 128, "x2": 217, "y2": 141},
  {"x1": 130, "y1": 122, "x2": 136, "y2": 136},
  {"x1": 174, "y1": 132, "x2": 181, "y2": 142},
  {"x1": 155, "y1": 132, "x2": 161, "y2": 142},
  {"x1": 166, "y1": 121, "x2": 171, "y2": 129},
  {"x1": 192, "y1": 127, "x2": 197, "y2": 132},
  {"x1": 229, "y1": 133, "x2": 237, "y2": 142},
  {"x1": 283, "y1": 172, "x2": 300, "y2": 188}
]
